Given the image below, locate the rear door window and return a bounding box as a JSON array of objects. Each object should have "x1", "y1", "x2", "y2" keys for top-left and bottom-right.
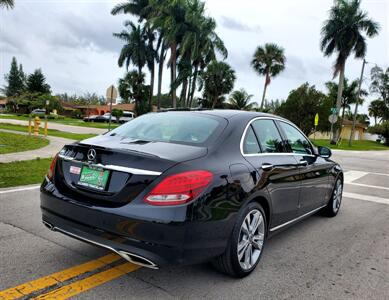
[
  {"x1": 251, "y1": 119, "x2": 285, "y2": 153},
  {"x1": 242, "y1": 126, "x2": 261, "y2": 154}
]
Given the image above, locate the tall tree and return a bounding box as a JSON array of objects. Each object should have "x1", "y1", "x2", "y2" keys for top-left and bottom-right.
[
  {"x1": 370, "y1": 66, "x2": 389, "y2": 111},
  {"x1": 277, "y1": 83, "x2": 327, "y2": 136},
  {"x1": 325, "y1": 78, "x2": 367, "y2": 130},
  {"x1": 114, "y1": 21, "x2": 148, "y2": 76},
  {"x1": 200, "y1": 60, "x2": 236, "y2": 108},
  {"x1": 320, "y1": 0, "x2": 379, "y2": 143},
  {"x1": 251, "y1": 43, "x2": 286, "y2": 110},
  {"x1": 3, "y1": 57, "x2": 25, "y2": 97},
  {"x1": 26, "y1": 69, "x2": 51, "y2": 94},
  {"x1": 0, "y1": 0, "x2": 14, "y2": 9},
  {"x1": 368, "y1": 99, "x2": 387, "y2": 125},
  {"x1": 228, "y1": 89, "x2": 256, "y2": 111}
]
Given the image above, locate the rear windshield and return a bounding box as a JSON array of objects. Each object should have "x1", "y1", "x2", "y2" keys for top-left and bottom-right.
[{"x1": 109, "y1": 112, "x2": 224, "y2": 145}]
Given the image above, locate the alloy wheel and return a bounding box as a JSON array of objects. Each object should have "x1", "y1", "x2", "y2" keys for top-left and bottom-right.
[
  {"x1": 333, "y1": 180, "x2": 343, "y2": 213},
  {"x1": 237, "y1": 209, "x2": 265, "y2": 270}
]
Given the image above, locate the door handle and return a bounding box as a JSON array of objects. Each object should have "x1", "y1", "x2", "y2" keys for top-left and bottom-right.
[
  {"x1": 261, "y1": 163, "x2": 274, "y2": 171},
  {"x1": 297, "y1": 160, "x2": 308, "y2": 167}
]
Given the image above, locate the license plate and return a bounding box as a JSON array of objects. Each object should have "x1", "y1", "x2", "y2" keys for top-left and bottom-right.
[{"x1": 78, "y1": 166, "x2": 109, "y2": 190}]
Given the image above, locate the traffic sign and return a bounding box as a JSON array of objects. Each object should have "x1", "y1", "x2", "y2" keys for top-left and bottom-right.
[
  {"x1": 314, "y1": 113, "x2": 319, "y2": 126},
  {"x1": 106, "y1": 85, "x2": 118, "y2": 104},
  {"x1": 330, "y1": 107, "x2": 338, "y2": 114},
  {"x1": 328, "y1": 114, "x2": 338, "y2": 124}
]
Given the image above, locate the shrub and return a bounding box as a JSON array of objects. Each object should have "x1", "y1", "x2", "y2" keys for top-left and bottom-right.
[{"x1": 368, "y1": 121, "x2": 389, "y2": 145}]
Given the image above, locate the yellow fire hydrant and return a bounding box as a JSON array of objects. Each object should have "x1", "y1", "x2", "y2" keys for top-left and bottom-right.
[{"x1": 34, "y1": 116, "x2": 41, "y2": 136}]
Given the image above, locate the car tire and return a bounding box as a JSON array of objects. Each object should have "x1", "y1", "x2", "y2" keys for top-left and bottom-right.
[
  {"x1": 212, "y1": 202, "x2": 267, "y2": 278},
  {"x1": 323, "y1": 178, "x2": 343, "y2": 217}
]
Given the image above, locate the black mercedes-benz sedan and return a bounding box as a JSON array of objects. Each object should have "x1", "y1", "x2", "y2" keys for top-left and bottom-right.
[{"x1": 41, "y1": 110, "x2": 343, "y2": 277}]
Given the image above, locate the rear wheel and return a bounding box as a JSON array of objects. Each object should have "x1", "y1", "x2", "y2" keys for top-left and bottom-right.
[
  {"x1": 323, "y1": 178, "x2": 343, "y2": 217},
  {"x1": 212, "y1": 202, "x2": 266, "y2": 277}
]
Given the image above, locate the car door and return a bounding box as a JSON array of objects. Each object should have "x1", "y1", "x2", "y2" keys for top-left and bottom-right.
[
  {"x1": 242, "y1": 118, "x2": 301, "y2": 229},
  {"x1": 277, "y1": 120, "x2": 331, "y2": 215}
]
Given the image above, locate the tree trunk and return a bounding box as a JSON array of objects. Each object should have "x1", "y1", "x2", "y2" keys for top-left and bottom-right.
[
  {"x1": 170, "y1": 43, "x2": 177, "y2": 108},
  {"x1": 189, "y1": 65, "x2": 199, "y2": 107},
  {"x1": 157, "y1": 46, "x2": 165, "y2": 110},
  {"x1": 331, "y1": 62, "x2": 346, "y2": 144},
  {"x1": 186, "y1": 75, "x2": 192, "y2": 107},
  {"x1": 149, "y1": 61, "x2": 154, "y2": 111},
  {"x1": 180, "y1": 78, "x2": 188, "y2": 107},
  {"x1": 260, "y1": 72, "x2": 269, "y2": 110},
  {"x1": 211, "y1": 96, "x2": 218, "y2": 108}
]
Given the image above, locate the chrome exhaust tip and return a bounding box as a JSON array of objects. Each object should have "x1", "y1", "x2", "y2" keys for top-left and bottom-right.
[
  {"x1": 117, "y1": 250, "x2": 159, "y2": 269},
  {"x1": 43, "y1": 220, "x2": 55, "y2": 231}
]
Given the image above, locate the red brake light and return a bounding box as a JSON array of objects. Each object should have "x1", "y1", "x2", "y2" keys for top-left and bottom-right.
[
  {"x1": 144, "y1": 170, "x2": 213, "y2": 206},
  {"x1": 47, "y1": 153, "x2": 59, "y2": 181}
]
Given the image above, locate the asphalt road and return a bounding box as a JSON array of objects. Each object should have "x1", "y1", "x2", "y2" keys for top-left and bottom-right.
[{"x1": 1, "y1": 150, "x2": 388, "y2": 299}]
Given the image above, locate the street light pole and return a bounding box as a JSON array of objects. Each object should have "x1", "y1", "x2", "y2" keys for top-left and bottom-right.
[{"x1": 348, "y1": 59, "x2": 367, "y2": 147}]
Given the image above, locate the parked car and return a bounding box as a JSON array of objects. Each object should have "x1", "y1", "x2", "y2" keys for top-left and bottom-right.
[
  {"x1": 118, "y1": 111, "x2": 135, "y2": 123},
  {"x1": 83, "y1": 113, "x2": 116, "y2": 123},
  {"x1": 41, "y1": 110, "x2": 343, "y2": 277},
  {"x1": 31, "y1": 108, "x2": 46, "y2": 115}
]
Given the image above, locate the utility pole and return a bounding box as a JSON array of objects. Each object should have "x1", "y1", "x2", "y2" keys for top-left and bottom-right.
[{"x1": 348, "y1": 59, "x2": 367, "y2": 147}]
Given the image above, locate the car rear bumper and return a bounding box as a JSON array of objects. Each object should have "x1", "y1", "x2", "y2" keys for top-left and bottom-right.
[{"x1": 40, "y1": 185, "x2": 231, "y2": 268}]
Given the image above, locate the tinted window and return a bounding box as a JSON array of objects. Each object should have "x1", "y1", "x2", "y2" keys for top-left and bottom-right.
[
  {"x1": 243, "y1": 126, "x2": 260, "y2": 154},
  {"x1": 110, "y1": 112, "x2": 222, "y2": 145},
  {"x1": 251, "y1": 119, "x2": 285, "y2": 153},
  {"x1": 279, "y1": 121, "x2": 312, "y2": 155}
]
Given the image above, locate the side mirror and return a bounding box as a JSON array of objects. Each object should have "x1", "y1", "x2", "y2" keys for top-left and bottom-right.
[{"x1": 318, "y1": 146, "x2": 331, "y2": 158}]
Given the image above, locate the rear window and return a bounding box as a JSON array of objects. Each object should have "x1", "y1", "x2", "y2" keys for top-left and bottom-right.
[{"x1": 109, "y1": 112, "x2": 224, "y2": 145}]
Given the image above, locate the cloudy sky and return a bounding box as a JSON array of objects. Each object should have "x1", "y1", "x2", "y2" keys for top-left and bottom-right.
[{"x1": 1, "y1": 0, "x2": 388, "y2": 114}]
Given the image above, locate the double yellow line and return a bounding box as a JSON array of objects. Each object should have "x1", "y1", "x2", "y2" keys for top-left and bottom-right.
[{"x1": 0, "y1": 253, "x2": 140, "y2": 300}]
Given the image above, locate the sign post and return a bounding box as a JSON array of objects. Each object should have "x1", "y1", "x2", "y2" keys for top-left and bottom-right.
[
  {"x1": 314, "y1": 113, "x2": 319, "y2": 140},
  {"x1": 106, "y1": 85, "x2": 118, "y2": 131},
  {"x1": 328, "y1": 113, "x2": 338, "y2": 142}
]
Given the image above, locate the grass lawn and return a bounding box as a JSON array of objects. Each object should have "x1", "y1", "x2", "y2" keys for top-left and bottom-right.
[
  {"x1": 312, "y1": 139, "x2": 389, "y2": 151},
  {"x1": 0, "y1": 132, "x2": 49, "y2": 154},
  {"x1": 0, "y1": 123, "x2": 96, "y2": 141},
  {"x1": 0, "y1": 157, "x2": 52, "y2": 188},
  {"x1": 0, "y1": 114, "x2": 119, "y2": 129}
]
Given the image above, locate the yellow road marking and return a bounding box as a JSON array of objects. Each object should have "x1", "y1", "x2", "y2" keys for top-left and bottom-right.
[
  {"x1": 0, "y1": 253, "x2": 120, "y2": 300},
  {"x1": 33, "y1": 262, "x2": 140, "y2": 300}
]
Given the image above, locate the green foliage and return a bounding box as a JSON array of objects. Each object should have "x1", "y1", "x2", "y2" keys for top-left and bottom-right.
[
  {"x1": 3, "y1": 57, "x2": 25, "y2": 97},
  {"x1": 72, "y1": 109, "x2": 82, "y2": 119},
  {"x1": 370, "y1": 66, "x2": 389, "y2": 121},
  {"x1": 26, "y1": 69, "x2": 51, "y2": 94},
  {"x1": 320, "y1": 0, "x2": 380, "y2": 76},
  {"x1": 200, "y1": 60, "x2": 236, "y2": 108},
  {"x1": 5, "y1": 93, "x2": 62, "y2": 114},
  {"x1": 368, "y1": 99, "x2": 388, "y2": 125},
  {"x1": 111, "y1": 109, "x2": 124, "y2": 122},
  {"x1": 0, "y1": 0, "x2": 14, "y2": 9},
  {"x1": 228, "y1": 89, "x2": 256, "y2": 111},
  {"x1": 368, "y1": 121, "x2": 389, "y2": 145},
  {"x1": 118, "y1": 70, "x2": 150, "y2": 115},
  {"x1": 277, "y1": 83, "x2": 327, "y2": 135}
]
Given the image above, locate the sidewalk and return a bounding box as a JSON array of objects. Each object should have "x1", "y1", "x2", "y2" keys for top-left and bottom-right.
[
  {"x1": 0, "y1": 129, "x2": 75, "y2": 163},
  {"x1": 0, "y1": 118, "x2": 106, "y2": 134}
]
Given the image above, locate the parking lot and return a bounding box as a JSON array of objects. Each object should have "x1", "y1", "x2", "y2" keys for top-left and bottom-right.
[{"x1": 1, "y1": 150, "x2": 388, "y2": 299}]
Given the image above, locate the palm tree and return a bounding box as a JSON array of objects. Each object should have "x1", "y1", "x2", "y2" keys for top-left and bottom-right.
[
  {"x1": 114, "y1": 21, "x2": 148, "y2": 76},
  {"x1": 0, "y1": 0, "x2": 14, "y2": 9},
  {"x1": 147, "y1": 0, "x2": 188, "y2": 108},
  {"x1": 200, "y1": 60, "x2": 236, "y2": 108},
  {"x1": 326, "y1": 78, "x2": 367, "y2": 130},
  {"x1": 369, "y1": 99, "x2": 387, "y2": 125},
  {"x1": 228, "y1": 89, "x2": 256, "y2": 111},
  {"x1": 320, "y1": 0, "x2": 380, "y2": 143},
  {"x1": 251, "y1": 43, "x2": 286, "y2": 110}
]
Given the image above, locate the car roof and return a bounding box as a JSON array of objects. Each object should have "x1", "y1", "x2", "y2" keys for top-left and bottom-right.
[{"x1": 158, "y1": 109, "x2": 282, "y2": 121}]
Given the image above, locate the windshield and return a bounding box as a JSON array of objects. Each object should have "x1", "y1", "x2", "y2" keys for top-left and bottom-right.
[{"x1": 109, "y1": 112, "x2": 224, "y2": 145}]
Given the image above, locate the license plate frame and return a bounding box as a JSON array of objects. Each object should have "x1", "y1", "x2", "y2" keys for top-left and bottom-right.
[{"x1": 78, "y1": 165, "x2": 110, "y2": 191}]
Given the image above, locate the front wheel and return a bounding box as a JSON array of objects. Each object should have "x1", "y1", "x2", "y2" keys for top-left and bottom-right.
[
  {"x1": 212, "y1": 202, "x2": 266, "y2": 278},
  {"x1": 323, "y1": 178, "x2": 343, "y2": 217}
]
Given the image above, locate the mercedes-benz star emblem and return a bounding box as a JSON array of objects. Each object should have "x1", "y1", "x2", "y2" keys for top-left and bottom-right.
[{"x1": 87, "y1": 148, "x2": 96, "y2": 161}]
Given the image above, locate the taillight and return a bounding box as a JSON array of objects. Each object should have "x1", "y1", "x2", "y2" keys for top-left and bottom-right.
[
  {"x1": 47, "y1": 153, "x2": 59, "y2": 181},
  {"x1": 144, "y1": 170, "x2": 213, "y2": 206}
]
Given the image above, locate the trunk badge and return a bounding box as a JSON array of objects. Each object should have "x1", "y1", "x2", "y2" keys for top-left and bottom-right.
[{"x1": 87, "y1": 148, "x2": 96, "y2": 161}]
